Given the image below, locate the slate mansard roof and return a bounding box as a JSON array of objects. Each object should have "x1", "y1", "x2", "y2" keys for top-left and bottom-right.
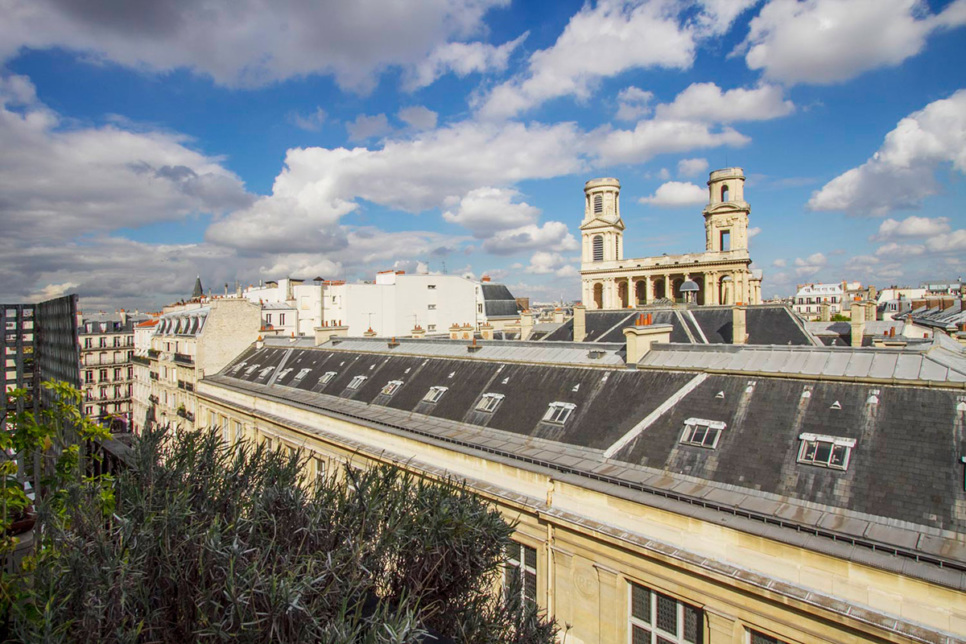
[
  {"x1": 480, "y1": 283, "x2": 520, "y2": 319},
  {"x1": 207, "y1": 336, "x2": 966, "y2": 590},
  {"x1": 540, "y1": 305, "x2": 818, "y2": 346}
]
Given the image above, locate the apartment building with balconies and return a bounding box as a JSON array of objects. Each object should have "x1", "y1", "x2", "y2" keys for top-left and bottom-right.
[{"x1": 78, "y1": 310, "x2": 147, "y2": 430}]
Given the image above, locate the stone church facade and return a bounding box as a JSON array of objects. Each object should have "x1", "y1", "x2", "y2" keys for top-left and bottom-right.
[{"x1": 580, "y1": 168, "x2": 763, "y2": 309}]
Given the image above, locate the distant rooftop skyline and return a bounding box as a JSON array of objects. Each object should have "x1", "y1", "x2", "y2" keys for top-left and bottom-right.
[{"x1": 1, "y1": 0, "x2": 964, "y2": 310}]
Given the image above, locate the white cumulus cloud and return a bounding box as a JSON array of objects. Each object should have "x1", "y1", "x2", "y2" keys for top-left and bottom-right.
[
  {"x1": 809, "y1": 90, "x2": 966, "y2": 215},
  {"x1": 442, "y1": 187, "x2": 540, "y2": 237},
  {"x1": 482, "y1": 222, "x2": 578, "y2": 255},
  {"x1": 639, "y1": 181, "x2": 708, "y2": 207},
  {"x1": 615, "y1": 86, "x2": 654, "y2": 121},
  {"x1": 874, "y1": 215, "x2": 951, "y2": 240},
  {"x1": 654, "y1": 82, "x2": 794, "y2": 123},
  {"x1": 406, "y1": 34, "x2": 527, "y2": 90},
  {"x1": 0, "y1": 0, "x2": 511, "y2": 91},
  {"x1": 738, "y1": 0, "x2": 966, "y2": 85},
  {"x1": 398, "y1": 106, "x2": 439, "y2": 131},
  {"x1": 346, "y1": 114, "x2": 393, "y2": 141},
  {"x1": 677, "y1": 157, "x2": 708, "y2": 177}
]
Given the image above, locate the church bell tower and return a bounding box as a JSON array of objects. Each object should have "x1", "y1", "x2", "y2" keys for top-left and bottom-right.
[
  {"x1": 703, "y1": 168, "x2": 750, "y2": 253},
  {"x1": 580, "y1": 178, "x2": 624, "y2": 267}
]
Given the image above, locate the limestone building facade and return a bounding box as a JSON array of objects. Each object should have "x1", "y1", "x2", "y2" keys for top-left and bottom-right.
[
  {"x1": 78, "y1": 310, "x2": 146, "y2": 430},
  {"x1": 580, "y1": 169, "x2": 762, "y2": 309},
  {"x1": 194, "y1": 330, "x2": 966, "y2": 644}
]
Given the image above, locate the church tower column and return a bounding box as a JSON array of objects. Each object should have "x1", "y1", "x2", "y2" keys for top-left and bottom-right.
[{"x1": 703, "y1": 168, "x2": 750, "y2": 254}]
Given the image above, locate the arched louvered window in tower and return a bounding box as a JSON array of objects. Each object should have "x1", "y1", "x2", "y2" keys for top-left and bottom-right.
[
  {"x1": 593, "y1": 235, "x2": 604, "y2": 261},
  {"x1": 721, "y1": 184, "x2": 729, "y2": 202},
  {"x1": 594, "y1": 194, "x2": 603, "y2": 214}
]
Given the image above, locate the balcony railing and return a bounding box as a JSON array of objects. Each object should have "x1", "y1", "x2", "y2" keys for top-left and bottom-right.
[
  {"x1": 185, "y1": 411, "x2": 194, "y2": 422},
  {"x1": 149, "y1": 372, "x2": 159, "y2": 381},
  {"x1": 173, "y1": 353, "x2": 194, "y2": 365},
  {"x1": 147, "y1": 349, "x2": 159, "y2": 358},
  {"x1": 131, "y1": 355, "x2": 150, "y2": 366}
]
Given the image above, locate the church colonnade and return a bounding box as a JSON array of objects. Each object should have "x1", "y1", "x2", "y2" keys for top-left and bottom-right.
[{"x1": 585, "y1": 270, "x2": 758, "y2": 309}]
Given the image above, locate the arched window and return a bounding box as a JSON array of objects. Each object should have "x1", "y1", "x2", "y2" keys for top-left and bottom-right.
[
  {"x1": 721, "y1": 184, "x2": 729, "y2": 202},
  {"x1": 592, "y1": 235, "x2": 603, "y2": 261},
  {"x1": 594, "y1": 194, "x2": 603, "y2": 214}
]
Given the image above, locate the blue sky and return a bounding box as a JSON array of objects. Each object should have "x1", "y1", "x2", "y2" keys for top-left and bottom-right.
[{"x1": 1, "y1": 0, "x2": 965, "y2": 311}]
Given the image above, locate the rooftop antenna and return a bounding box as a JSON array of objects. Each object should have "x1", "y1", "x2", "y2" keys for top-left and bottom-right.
[{"x1": 441, "y1": 260, "x2": 448, "y2": 274}]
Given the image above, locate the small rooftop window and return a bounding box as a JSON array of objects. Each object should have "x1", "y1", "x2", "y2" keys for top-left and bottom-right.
[
  {"x1": 256, "y1": 366, "x2": 275, "y2": 381},
  {"x1": 381, "y1": 380, "x2": 403, "y2": 396},
  {"x1": 230, "y1": 361, "x2": 247, "y2": 375},
  {"x1": 680, "y1": 418, "x2": 726, "y2": 449},
  {"x1": 476, "y1": 392, "x2": 504, "y2": 413},
  {"x1": 542, "y1": 402, "x2": 576, "y2": 424},
  {"x1": 423, "y1": 385, "x2": 448, "y2": 403},
  {"x1": 244, "y1": 364, "x2": 260, "y2": 376},
  {"x1": 320, "y1": 371, "x2": 337, "y2": 384},
  {"x1": 291, "y1": 368, "x2": 312, "y2": 385},
  {"x1": 797, "y1": 433, "x2": 855, "y2": 471},
  {"x1": 347, "y1": 375, "x2": 367, "y2": 390}
]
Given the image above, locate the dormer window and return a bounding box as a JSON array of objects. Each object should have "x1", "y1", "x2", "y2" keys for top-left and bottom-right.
[
  {"x1": 347, "y1": 375, "x2": 367, "y2": 390},
  {"x1": 230, "y1": 361, "x2": 247, "y2": 374},
  {"x1": 244, "y1": 364, "x2": 260, "y2": 376},
  {"x1": 291, "y1": 368, "x2": 312, "y2": 385},
  {"x1": 542, "y1": 402, "x2": 576, "y2": 424},
  {"x1": 256, "y1": 366, "x2": 274, "y2": 381},
  {"x1": 320, "y1": 371, "x2": 337, "y2": 384},
  {"x1": 680, "y1": 418, "x2": 726, "y2": 449},
  {"x1": 381, "y1": 380, "x2": 403, "y2": 396},
  {"x1": 423, "y1": 386, "x2": 448, "y2": 403},
  {"x1": 798, "y1": 434, "x2": 854, "y2": 470},
  {"x1": 476, "y1": 392, "x2": 504, "y2": 413}
]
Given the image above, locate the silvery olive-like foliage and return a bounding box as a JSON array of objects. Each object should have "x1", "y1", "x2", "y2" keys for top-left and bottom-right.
[{"x1": 3, "y1": 424, "x2": 557, "y2": 643}]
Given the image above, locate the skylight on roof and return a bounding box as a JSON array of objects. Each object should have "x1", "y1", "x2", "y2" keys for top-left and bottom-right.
[
  {"x1": 381, "y1": 380, "x2": 403, "y2": 396},
  {"x1": 680, "y1": 418, "x2": 726, "y2": 449},
  {"x1": 542, "y1": 402, "x2": 576, "y2": 424},
  {"x1": 476, "y1": 392, "x2": 504, "y2": 413},
  {"x1": 347, "y1": 375, "x2": 367, "y2": 390},
  {"x1": 291, "y1": 368, "x2": 312, "y2": 384},
  {"x1": 320, "y1": 371, "x2": 337, "y2": 384},
  {"x1": 423, "y1": 386, "x2": 448, "y2": 403},
  {"x1": 797, "y1": 433, "x2": 855, "y2": 470}
]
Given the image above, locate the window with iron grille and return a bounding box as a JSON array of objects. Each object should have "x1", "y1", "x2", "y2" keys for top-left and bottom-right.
[
  {"x1": 476, "y1": 392, "x2": 504, "y2": 413},
  {"x1": 629, "y1": 582, "x2": 702, "y2": 644},
  {"x1": 505, "y1": 541, "x2": 537, "y2": 609},
  {"x1": 749, "y1": 631, "x2": 787, "y2": 644},
  {"x1": 423, "y1": 385, "x2": 448, "y2": 403},
  {"x1": 542, "y1": 401, "x2": 575, "y2": 424}
]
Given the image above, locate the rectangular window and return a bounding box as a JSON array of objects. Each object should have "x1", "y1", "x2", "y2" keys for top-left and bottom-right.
[
  {"x1": 680, "y1": 418, "x2": 726, "y2": 449},
  {"x1": 348, "y1": 375, "x2": 367, "y2": 390},
  {"x1": 320, "y1": 371, "x2": 337, "y2": 384},
  {"x1": 505, "y1": 542, "x2": 537, "y2": 609},
  {"x1": 797, "y1": 433, "x2": 854, "y2": 470},
  {"x1": 427, "y1": 304, "x2": 436, "y2": 310},
  {"x1": 542, "y1": 401, "x2": 576, "y2": 424},
  {"x1": 99, "y1": 337, "x2": 107, "y2": 348},
  {"x1": 279, "y1": 313, "x2": 286, "y2": 325},
  {"x1": 428, "y1": 324, "x2": 436, "y2": 331},
  {"x1": 265, "y1": 314, "x2": 272, "y2": 325},
  {"x1": 381, "y1": 380, "x2": 403, "y2": 396},
  {"x1": 427, "y1": 284, "x2": 436, "y2": 290},
  {"x1": 315, "y1": 457, "x2": 327, "y2": 483},
  {"x1": 476, "y1": 392, "x2": 504, "y2": 413},
  {"x1": 265, "y1": 436, "x2": 273, "y2": 451},
  {"x1": 84, "y1": 338, "x2": 92, "y2": 348},
  {"x1": 234, "y1": 420, "x2": 243, "y2": 443},
  {"x1": 99, "y1": 369, "x2": 108, "y2": 381},
  {"x1": 113, "y1": 336, "x2": 120, "y2": 347},
  {"x1": 750, "y1": 631, "x2": 787, "y2": 644},
  {"x1": 629, "y1": 582, "x2": 702, "y2": 644},
  {"x1": 423, "y1": 385, "x2": 448, "y2": 403},
  {"x1": 114, "y1": 367, "x2": 121, "y2": 381},
  {"x1": 84, "y1": 370, "x2": 94, "y2": 383}
]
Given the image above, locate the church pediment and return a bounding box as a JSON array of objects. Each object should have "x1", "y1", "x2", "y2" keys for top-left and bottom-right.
[{"x1": 580, "y1": 217, "x2": 625, "y2": 231}]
